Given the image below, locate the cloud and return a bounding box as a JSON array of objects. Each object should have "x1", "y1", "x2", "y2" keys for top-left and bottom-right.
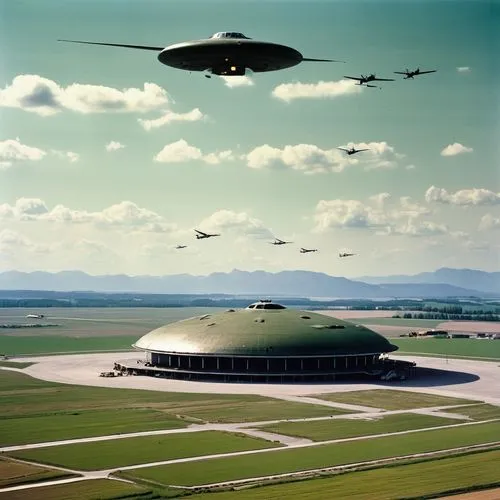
[
  {"x1": 456, "y1": 67, "x2": 470, "y2": 72},
  {"x1": 245, "y1": 141, "x2": 403, "y2": 174},
  {"x1": 0, "y1": 229, "x2": 53, "y2": 256},
  {"x1": 440, "y1": 143, "x2": 473, "y2": 156},
  {"x1": 154, "y1": 139, "x2": 233, "y2": 164},
  {"x1": 0, "y1": 199, "x2": 176, "y2": 233},
  {"x1": 0, "y1": 75, "x2": 169, "y2": 115},
  {"x1": 314, "y1": 195, "x2": 445, "y2": 237},
  {"x1": 138, "y1": 108, "x2": 205, "y2": 131},
  {"x1": 105, "y1": 141, "x2": 125, "y2": 152},
  {"x1": 479, "y1": 214, "x2": 500, "y2": 230},
  {"x1": 425, "y1": 186, "x2": 500, "y2": 206},
  {"x1": 51, "y1": 149, "x2": 80, "y2": 162},
  {"x1": 272, "y1": 79, "x2": 362, "y2": 102},
  {"x1": 197, "y1": 209, "x2": 273, "y2": 239},
  {"x1": 219, "y1": 76, "x2": 254, "y2": 88},
  {"x1": 0, "y1": 138, "x2": 46, "y2": 168}
]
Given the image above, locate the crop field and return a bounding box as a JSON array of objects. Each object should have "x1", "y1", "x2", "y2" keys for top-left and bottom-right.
[
  {"x1": 0, "y1": 361, "x2": 33, "y2": 368},
  {"x1": 0, "y1": 307, "x2": 224, "y2": 338},
  {"x1": 0, "y1": 478, "x2": 155, "y2": 500},
  {"x1": 443, "y1": 404, "x2": 500, "y2": 421},
  {"x1": 0, "y1": 371, "x2": 339, "y2": 443},
  {"x1": 118, "y1": 421, "x2": 500, "y2": 487},
  {"x1": 7, "y1": 430, "x2": 281, "y2": 470},
  {"x1": 258, "y1": 413, "x2": 460, "y2": 441},
  {"x1": 391, "y1": 338, "x2": 500, "y2": 360},
  {"x1": 0, "y1": 408, "x2": 186, "y2": 447},
  {"x1": 186, "y1": 449, "x2": 500, "y2": 500},
  {"x1": 312, "y1": 389, "x2": 477, "y2": 410},
  {"x1": 0, "y1": 457, "x2": 74, "y2": 488},
  {"x1": 354, "y1": 317, "x2": 444, "y2": 327}
]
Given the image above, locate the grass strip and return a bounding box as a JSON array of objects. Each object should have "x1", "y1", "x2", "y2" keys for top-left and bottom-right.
[{"x1": 119, "y1": 421, "x2": 500, "y2": 487}]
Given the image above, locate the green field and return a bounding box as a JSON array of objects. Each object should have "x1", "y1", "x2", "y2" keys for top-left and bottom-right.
[
  {"x1": 444, "y1": 404, "x2": 500, "y2": 421},
  {"x1": 0, "y1": 371, "x2": 340, "y2": 432},
  {"x1": 0, "y1": 457, "x2": 75, "y2": 488},
  {"x1": 120, "y1": 421, "x2": 500, "y2": 487},
  {"x1": 187, "y1": 449, "x2": 500, "y2": 500},
  {"x1": 355, "y1": 318, "x2": 444, "y2": 327},
  {"x1": 0, "y1": 478, "x2": 155, "y2": 500},
  {"x1": 312, "y1": 389, "x2": 477, "y2": 410},
  {"x1": 0, "y1": 335, "x2": 138, "y2": 355},
  {"x1": 0, "y1": 361, "x2": 33, "y2": 368},
  {"x1": 392, "y1": 338, "x2": 500, "y2": 360},
  {"x1": 0, "y1": 408, "x2": 187, "y2": 446},
  {"x1": 259, "y1": 413, "x2": 460, "y2": 441},
  {"x1": 7, "y1": 431, "x2": 280, "y2": 470}
]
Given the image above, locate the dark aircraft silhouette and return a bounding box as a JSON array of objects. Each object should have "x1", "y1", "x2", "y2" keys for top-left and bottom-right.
[
  {"x1": 270, "y1": 238, "x2": 292, "y2": 245},
  {"x1": 175, "y1": 245, "x2": 187, "y2": 249},
  {"x1": 300, "y1": 248, "x2": 318, "y2": 253},
  {"x1": 194, "y1": 229, "x2": 220, "y2": 239},
  {"x1": 337, "y1": 146, "x2": 369, "y2": 156},
  {"x1": 58, "y1": 31, "x2": 342, "y2": 78},
  {"x1": 339, "y1": 252, "x2": 356, "y2": 258},
  {"x1": 344, "y1": 73, "x2": 394, "y2": 88},
  {"x1": 394, "y1": 68, "x2": 437, "y2": 79}
]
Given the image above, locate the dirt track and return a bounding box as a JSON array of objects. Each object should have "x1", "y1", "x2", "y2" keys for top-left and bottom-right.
[{"x1": 437, "y1": 488, "x2": 500, "y2": 499}]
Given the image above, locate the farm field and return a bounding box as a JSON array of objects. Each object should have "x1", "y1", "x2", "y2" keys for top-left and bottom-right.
[
  {"x1": 354, "y1": 317, "x2": 444, "y2": 327},
  {"x1": 442, "y1": 404, "x2": 500, "y2": 421},
  {"x1": 312, "y1": 389, "x2": 477, "y2": 411},
  {"x1": 392, "y1": 338, "x2": 500, "y2": 360},
  {"x1": 258, "y1": 413, "x2": 461, "y2": 441},
  {"x1": 0, "y1": 457, "x2": 74, "y2": 488},
  {"x1": 186, "y1": 449, "x2": 500, "y2": 500},
  {"x1": 118, "y1": 421, "x2": 500, "y2": 487},
  {"x1": 0, "y1": 478, "x2": 154, "y2": 500},
  {"x1": 7, "y1": 430, "x2": 281, "y2": 470}
]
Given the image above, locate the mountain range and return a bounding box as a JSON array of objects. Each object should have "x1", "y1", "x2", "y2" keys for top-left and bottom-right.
[{"x1": 0, "y1": 268, "x2": 497, "y2": 298}]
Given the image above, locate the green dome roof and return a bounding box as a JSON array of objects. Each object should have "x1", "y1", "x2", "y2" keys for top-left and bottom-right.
[{"x1": 134, "y1": 304, "x2": 398, "y2": 356}]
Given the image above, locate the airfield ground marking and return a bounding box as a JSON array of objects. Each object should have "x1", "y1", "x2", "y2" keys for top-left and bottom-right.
[{"x1": 0, "y1": 406, "x2": 485, "y2": 453}]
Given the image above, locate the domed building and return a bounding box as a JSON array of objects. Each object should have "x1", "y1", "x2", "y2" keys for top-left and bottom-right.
[{"x1": 120, "y1": 301, "x2": 415, "y2": 382}]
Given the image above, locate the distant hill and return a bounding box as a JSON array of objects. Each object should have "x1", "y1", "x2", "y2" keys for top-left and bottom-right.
[
  {"x1": 0, "y1": 269, "x2": 495, "y2": 298},
  {"x1": 357, "y1": 268, "x2": 499, "y2": 294}
]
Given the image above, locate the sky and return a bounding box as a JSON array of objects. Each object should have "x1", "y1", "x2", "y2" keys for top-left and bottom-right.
[{"x1": 0, "y1": 0, "x2": 498, "y2": 278}]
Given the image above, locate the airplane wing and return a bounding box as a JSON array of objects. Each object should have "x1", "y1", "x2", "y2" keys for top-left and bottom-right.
[
  {"x1": 355, "y1": 149, "x2": 369, "y2": 152},
  {"x1": 337, "y1": 147, "x2": 349, "y2": 152},
  {"x1": 393, "y1": 71, "x2": 408, "y2": 75},
  {"x1": 194, "y1": 229, "x2": 208, "y2": 236},
  {"x1": 344, "y1": 76, "x2": 362, "y2": 81},
  {"x1": 58, "y1": 39, "x2": 165, "y2": 51},
  {"x1": 302, "y1": 58, "x2": 345, "y2": 63},
  {"x1": 417, "y1": 70, "x2": 437, "y2": 75},
  {"x1": 373, "y1": 77, "x2": 395, "y2": 81}
]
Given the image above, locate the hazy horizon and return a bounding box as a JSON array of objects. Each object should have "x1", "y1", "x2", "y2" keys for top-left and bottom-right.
[{"x1": 1, "y1": 0, "x2": 498, "y2": 277}]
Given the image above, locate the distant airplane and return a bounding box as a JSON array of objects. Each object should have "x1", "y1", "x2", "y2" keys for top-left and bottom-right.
[
  {"x1": 300, "y1": 248, "x2": 318, "y2": 253},
  {"x1": 26, "y1": 314, "x2": 45, "y2": 319},
  {"x1": 175, "y1": 245, "x2": 187, "y2": 249},
  {"x1": 339, "y1": 252, "x2": 356, "y2": 258},
  {"x1": 394, "y1": 68, "x2": 437, "y2": 79},
  {"x1": 194, "y1": 229, "x2": 220, "y2": 239},
  {"x1": 58, "y1": 31, "x2": 342, "y2": 79},
  {"x1": 344, "y1": 73, "x2": 394, "y2": 88},
  {"x1": 337, "y1": 146, "x2": 369, "y2": 156},
  {"x1": 270, "y1": 238, "x2": 292, "y2": 245}
]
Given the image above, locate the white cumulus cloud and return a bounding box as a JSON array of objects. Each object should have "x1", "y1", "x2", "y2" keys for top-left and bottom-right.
[
  {"x1": 479, "y1": 214, "x2": 500, "y2": 231},
  {"x1": 105, "y1": 141, "x2": 125, "y2": 152},
  {"x1": 456, "y1": 67, "x2": 470, "y2": 72},
  {"x1": 51, "y1": 149, "x2": 80, "y2": 162},
  {"x1": 138, "y1": 108, "x2": 205, "y2": 131},
  {"x1": 272, "y1": 79, "x2": 362, "y2": 102},
  {"x1": 219, "y1": 76, "x2": 254, "y2": 88},
  {"x1": 0, "y1": 75, "x2": 169, "y2": 115},
  {"x1": 0, "y1": 138, "x2": 46, "y2": 168},
  {"x1": 198, "y1": 209, "x2": 273, "y2": 239},
  {"x1": 440, "y1": 142, "x2": 473, "y2": 156},
  {"x1": 245, "y1": 141, "x2": 403, "y2": 174},
  {"x1": 425, "y1": 186, "x2": 500, "y2": 206},
  {"x1": 154, "y1": 139, "x2": 233, "y2": 164}
]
